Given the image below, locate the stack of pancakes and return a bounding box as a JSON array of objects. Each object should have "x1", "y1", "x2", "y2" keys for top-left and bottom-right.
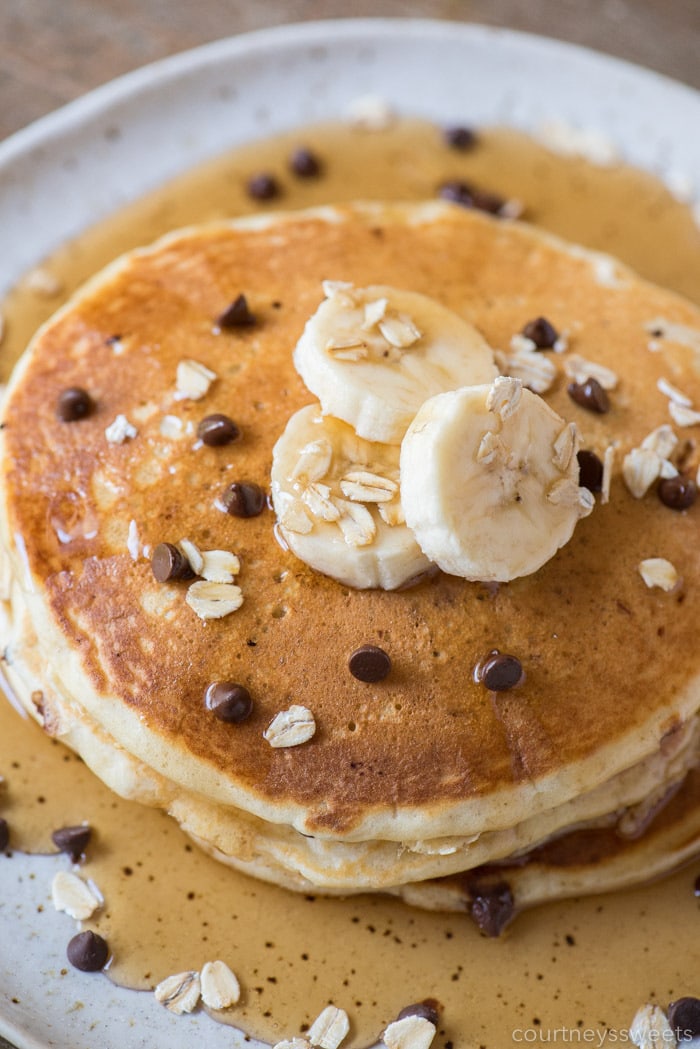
[{"x1": 2, "y1": 202, "x2": 700, "y2": 930}]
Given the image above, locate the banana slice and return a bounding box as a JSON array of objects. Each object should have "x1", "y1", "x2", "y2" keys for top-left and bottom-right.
[
  {"x1": 271, "y1": 404, "x2": 431, "y2": 590},
  {"x1": 293, "y1": 282, "x2": 497, "y2": 445},
  {"x1": 400, "y1": 377, "x2": 594, "y2": 582}
]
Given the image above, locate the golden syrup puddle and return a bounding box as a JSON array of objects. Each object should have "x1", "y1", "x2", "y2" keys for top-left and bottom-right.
[{"x1": 2, "y1": 119, "x2": 700, "y2": 1048}]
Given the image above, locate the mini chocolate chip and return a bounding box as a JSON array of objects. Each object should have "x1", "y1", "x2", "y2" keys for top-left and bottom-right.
[
  {"x1": 57, "y1": 387, "x2": 94, "y2": 422},
  {"x1": 694, "y1": 873, "x2": 700, "y2": 896},
  {"x1": 469, "y1": 882, "x2": 515, "y2": 937},
  {"x1": 658, "y1": 475, "x2": 697, "y2": 510},
  {"x1": 470, "y1": 188, "x2": 507, "y2": 215},
  {"x1": 397, "y1": 1002, "x2": 440, "y2": 1026},
  {"x1": 204, "y1": 682, "x2": 253, "y2": 723},
  {"x1": 246, "y1": 172, "x2": 280, "y2": 201},
  {"x1": 67, "y1": 930, "x2": 109, "y2": 972},
  {"x1": 444, "y1": 125, "x2": 477, "y2": 150},
  {"x1": 289, "y1": 146, "x2": 322, "y2": 177},
  {"x1": 567, "y1": 377, "x2": 610, "y2": 414},
  {"x1": 668, "y1": 997, "x2": 700, "y2": 1041},
  {"x1": 222, "y1": 482, "x2": 266, "y2": 518},
  {"x1": 197, "y1": 414, "x2": 241, "y2": 447},
  {"x1": 438, "y1": 179, "x2": 474, "y2": 207},
  {"x1": 217, "y1": 293, "x2": 256, "y2": 329},
  {"x1": 151, "y1": 542, "x2": 194, "y2": 583},
  {"x1": 0, "y1": 817, "x2": 9, "y2": 851},
  {"x1": 522, "y1": 316, "x2": 559, "y2": 349},
  {"x1": 51, "y1": 824, "x2": 91, "y2": 861},
  {"x1": 348, "y1": 645, "x2": 392, "y2": 683},
  {"x1": 481, "y1": 652, "x2": 523, "y2": 692},
  {"x1": 577, "y1": 449, "x2": 604, "y2": 493}
]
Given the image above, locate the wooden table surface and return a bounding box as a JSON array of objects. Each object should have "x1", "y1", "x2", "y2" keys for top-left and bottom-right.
[
  {"x1": 1, "y1": 0, "x2": 700, "y2": 143},
  {"x1": 1, "y1": 3, "x2": 699, "y2": 1049}
]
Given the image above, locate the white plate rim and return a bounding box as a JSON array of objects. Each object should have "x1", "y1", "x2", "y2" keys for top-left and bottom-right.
[{"x1": 2, "y1": 17, "x2": 700, "y2": 1049}]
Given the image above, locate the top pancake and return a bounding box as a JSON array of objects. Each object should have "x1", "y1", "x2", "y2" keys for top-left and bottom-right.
[{"x1": 2, "y1": 202, "x2": 700, "y2": 843}]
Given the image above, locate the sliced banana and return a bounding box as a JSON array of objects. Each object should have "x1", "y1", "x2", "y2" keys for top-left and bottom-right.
[
  {"x1": 293, "y1": 282, "x2": 497, "y2": 445},
  {"x1": 271, "y1": 404, "x2": 431, "y2": 590},
  {"x1": 400, "y1": 377, "x2": 594, "y2": 582}
]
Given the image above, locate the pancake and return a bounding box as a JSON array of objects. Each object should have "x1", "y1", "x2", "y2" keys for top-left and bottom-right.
[{"x1": 2, "y1": 202, "x2": 700, "y2": 917}]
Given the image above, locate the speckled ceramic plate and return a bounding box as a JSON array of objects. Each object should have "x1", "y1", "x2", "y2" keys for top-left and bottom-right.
[{"x1": 2, "y1": 19, "x2": 700, "y2": 1049}]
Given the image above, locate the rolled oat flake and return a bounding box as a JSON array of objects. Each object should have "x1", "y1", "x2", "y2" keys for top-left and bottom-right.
[
  {"x1": 348, "y1": 644, "x2": 392, "y2": 683},
  {"x1": 204, "y1": 682, "x2": 253, "y2": 723},
  {"x1": 481, "y1": 652, "x2": 523, "y2": 692},
  {"x1": 57, "y1": 386, "x2": 94, "y2": 422},
  {"x1": 51, "y1": 824, "x2": 91, "y2": 861},
  {"x1": 66, "y1": 930, "x2": 109, "y2": 972},
  {"x1": 222, "y1": 481, "x2": 266, "y2": 518},
  {"x1": 197, "y1": 413, "x2": 241, "y2": 447},
  {"x1": 151, "y1": 542, "x2": 193, "y2": 583}
]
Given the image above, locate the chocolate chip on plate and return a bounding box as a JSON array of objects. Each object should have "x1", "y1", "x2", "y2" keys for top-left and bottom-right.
[
  {"x1": 197, "y1": 413, "x2": 241, "y2": 447},
  {"x1": 66, "y1": 930, "x2": 109, "y2": 972},
  {"x1": 480, "y1": 652, "x2": 523, "y2": 692},
  {"x1": 577, "y1": 449, "x2": 604, "y2": 493},
  {"x1": 0, "y1": 817, "x2": 9, "y2": 851},
  {"x1": 151, "y1": 542, "x2": 194, "y2": 583},
  {"x1": 668, "y1": 997, "x2": 700, "y2": 1041},
  {"x1": 52, "y1": 824, "x2": 92, "y2": 862},
  {"x1": 217, "y1": 293, "x2": 256, "y2": 329},
  {"x1": 246, "y1": 172, "x2": 281, "y2": 201},
  {"x1": 289, "y1": 146, "x2": 322, "y2": 178},
  {"x1": 658, "y1": 475, "x2": 697, "y2": 510},
  {"x1": 396, "y1": 1001, "x2": 440, "y2": 1026},
  {"x1": 444, "y1": 125, "x2": 477, "y2": 150},
  {"x1": 522, "y1": 316, "x2": 559, "y2": 349},
  {"x1": 222, "y1": 482, "x2": 266, "y2": 518},
  {"x1": 348, "y1": 644, "x2": 392, "y2": 683},
  {"x1": 204, "y1": 682, "x2": 253, "y2": 723},
  {"x1": 57, "y1": 387, "x2": 94, "y2": 422},
  {"x1": 469, "y1": 881, "x2": 515, "y2": 937},
  {"x1": 567, "y1": 377, "x2": 610, "y2": 414}
]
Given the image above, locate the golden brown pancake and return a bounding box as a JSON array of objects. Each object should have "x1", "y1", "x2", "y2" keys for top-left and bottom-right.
[{"x1": 2, "y1": 202, "x2": 700, "y2": 909}]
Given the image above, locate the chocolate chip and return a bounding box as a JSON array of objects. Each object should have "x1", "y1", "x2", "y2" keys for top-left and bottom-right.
[
  {"x1": 204, "y1": 682, "x2": 253, "y2": 723},
  {"x1": 51, "y1": 824, "x2": 91, "y2": 861},
  {"x1": 66, "y1": 930, "x2": 109, "y2": 972},
  {"x1": 567, "y1": 377, "x2": 610, "y2": 414},
  {"x1": 577, "y1": 449, "x2": 604, "y2": 493},
  {"x1": 57, "y1": 387, "x2": 94, "y2": 422},
  {"x1": 470, "y1": 188, "x2": 507, "y2": 215},
  {"x1": 694, "y1": 873, "x2": 700, "y2": 897},
  {"x1": 0, "y1": 817, "x2": 8, "y2": 851},
  {"x1": 217, "y1": 293, "x2": 256, "y2": 329},
  {"x1": 222, "y1": 482, "x2": 266, "y2": 518},
  {"x1": 668, "y1": 997, "x2": 700, "y2": 1041},
  {"x1": 348, "y1": 645, "x2": 391, "y2": 683},
  {"x1": 444, "y1": 125, "x2": 477, "y2": 150},
  {"x1": 397, "y1": 1002, "x2": 440, "y2": 1026},
  {"x1": 469, "y1": 882, "x2": 515, "y2": 937},
  {"x1": 437, "y1": 179, "x2": 474, "y2": 207},
  {"x1": 151, "y1": 542, "x2": 194, "y2": 583},
  {"x1": 246, "y1": 172, "x2": 280, "y2": 201},
  {"x1": 522, "y1": 316, "x2": 559, "y2": 349},
  {"x1": 480, "y1": 652, "x2": 523, "y2": 692},
  {"x1": 197, "y1": 414, "x2": 241, "y2": 447},
  {"x1": 658, "y1": 475, "x2": 697, "y2": 510},
  {"x1": 289, "y1": 146, "x2": 322, "y2": 178}
]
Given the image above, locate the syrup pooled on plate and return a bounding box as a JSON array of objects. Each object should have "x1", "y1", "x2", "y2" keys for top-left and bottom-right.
[{"x1": 2, "y1": 118, "x2": 700, "y2": 1048}]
